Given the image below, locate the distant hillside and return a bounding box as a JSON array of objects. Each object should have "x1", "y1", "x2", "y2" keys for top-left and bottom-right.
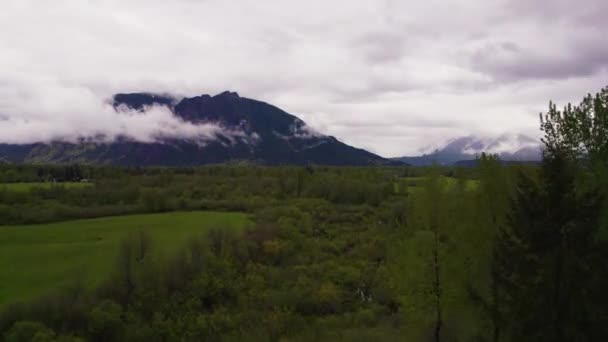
[
  {"x1": 0, "y1": 91, "x2": 391, "y2": 166},
  {"x1": 393, "y1": 134, "x2": 542, "y2": 166}
]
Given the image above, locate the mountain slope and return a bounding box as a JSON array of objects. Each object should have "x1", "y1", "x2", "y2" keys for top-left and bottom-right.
[
  {"x1": 393, "y1": 134, "x2": 542, "y2": 166},
  {"x1": 0, "y1": 92, "x2": 388, "y2": 166}
]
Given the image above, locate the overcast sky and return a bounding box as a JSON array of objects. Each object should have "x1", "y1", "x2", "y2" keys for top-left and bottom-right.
[{"x1": 1, "y1": 0, "x2": 607, "y2": 156}]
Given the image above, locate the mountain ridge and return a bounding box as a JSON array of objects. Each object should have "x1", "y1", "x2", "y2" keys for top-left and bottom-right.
[{"x1": 0, "y1": 91, "x2": 391, "y2": 166}]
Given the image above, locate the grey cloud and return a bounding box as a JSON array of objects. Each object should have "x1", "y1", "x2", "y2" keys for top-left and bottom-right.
[
  {"x1": 1, "y1": 0, "x2": 607, "y2": 156},
  {"x1": 352, "y1": 31, "x2": 409, "y2": 63},
  {"x1": 466, "y1": 0, "x2": 608, "y2": 82},
  {"x1": 504, "y1": 0, "x2": 608, "y2": 25},
  {"x1": 326, "y1": 78, "x2": 416, "y2": 104},
  {"x1": 331, "y1": 116, "x2": 459, "y2": 130},
  {"x1": 471, "y1": 40, "x2": 608, "y2": 81}
]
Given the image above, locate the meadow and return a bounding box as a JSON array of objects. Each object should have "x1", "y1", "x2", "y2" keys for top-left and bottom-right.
[{"x1": 0, "y1": 211, "x2": 251, "y2": 305}]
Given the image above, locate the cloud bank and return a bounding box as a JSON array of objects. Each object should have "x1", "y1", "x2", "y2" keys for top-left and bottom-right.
[
  {"x1": 0, "y1": 85, "x2": 228, "y2": 144},
  {"x1": 1, "y1": 0, "x2": 607, "y2": 156}
]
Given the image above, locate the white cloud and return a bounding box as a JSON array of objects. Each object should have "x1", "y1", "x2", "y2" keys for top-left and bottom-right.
[{"x1": 0, "y1": 84, "x2": 226, "y2": 144}]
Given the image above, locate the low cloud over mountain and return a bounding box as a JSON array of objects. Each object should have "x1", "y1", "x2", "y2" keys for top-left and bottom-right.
[{"x1": 0, "y1": 91, "x2": 388, "y2": 166}]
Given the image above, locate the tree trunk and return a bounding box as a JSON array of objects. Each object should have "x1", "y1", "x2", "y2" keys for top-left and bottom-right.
[
  {"x1": 491, "y1": 215, "x2": 501, "y2": 342},
  {"x1": 433, "y1": 227, "x2": 442, "y2": 342}
]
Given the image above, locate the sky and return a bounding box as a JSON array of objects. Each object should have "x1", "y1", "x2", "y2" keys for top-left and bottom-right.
[{"x1": 1, "y1": 0, "x2": 607, "y2": 157}]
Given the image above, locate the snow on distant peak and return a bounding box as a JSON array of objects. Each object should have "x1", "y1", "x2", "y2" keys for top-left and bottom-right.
[
  {"x1": 395, "y1": 133, "x2": 542, "y2": 165},
  {"x1": 418, "y1": 136, "x2": 459, "y2": 155},
  {"x1": 461, "y1": 133, "x2": 541, "y2": 155}
]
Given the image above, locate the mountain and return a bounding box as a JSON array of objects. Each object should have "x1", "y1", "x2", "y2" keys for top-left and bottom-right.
[
  {"x1": 0, "y1": 91, "x2": 389, "y2": 166},
  {"x1": 393, "y1": 134, "x2": 542, "y2": 166}
]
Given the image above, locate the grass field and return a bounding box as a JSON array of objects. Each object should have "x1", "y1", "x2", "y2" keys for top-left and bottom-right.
[
  {"x1": 0, "y1": 182, "x2": 93, "y2": 192},
  {"x1": 0, "y1": 211, "x2": 251, "y2": 305}
]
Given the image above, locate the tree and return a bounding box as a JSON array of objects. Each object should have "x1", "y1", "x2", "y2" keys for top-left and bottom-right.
[
  {"x1": 497, "y1": 87, "x2": 608, "y2": 341},
  {"x1": 109, "y1": 231, "x2": 154, "y2": 308},
  {"x1": 87, "y1": 300, "x2": 123, "y2": 342},
  {"x1": 467, "y1": 153, "x2": 513, "y2": 342},
  {"x1": 540, "y1": 87, "x2": 608, "y2": 163},
  {"x1": 390, "y1": 167, "x2": 450, "y2": 341},
  {"x1": 4, "y1": 321, "x2": 56, "y2": 342}
]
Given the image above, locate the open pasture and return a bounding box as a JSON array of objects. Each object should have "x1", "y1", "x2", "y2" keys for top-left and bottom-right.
[{"x1": 0, "y1": 211, "x2": 251, "y2": 305}]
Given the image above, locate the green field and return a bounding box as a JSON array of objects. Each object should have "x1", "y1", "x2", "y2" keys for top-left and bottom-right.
[
  {"x1": 0, "y1": 182, "x2": 92, "y2": 192},
  {"x1": 0, "y1": 211, "x2": 251, "y2": 305}
]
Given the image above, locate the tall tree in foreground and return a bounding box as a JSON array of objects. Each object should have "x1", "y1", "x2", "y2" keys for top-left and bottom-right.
[
  {"x1": 415, "y1": 168, "x2": 447, "y2": 342},
  {"x1": 427, "y1": 170, "x2": 443, "y2": 342},
  {"x1": 467, "y1": 153, "x2": 513, "y2": 342},
  {"x1": 497, "y1": 87, "x2": 608, "y2": 341},
  {"x1": 386, "y1": 167, "x2": 452, "y2": 341}
]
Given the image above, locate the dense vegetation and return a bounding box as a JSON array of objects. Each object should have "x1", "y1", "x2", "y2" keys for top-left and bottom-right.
[{"x1": 1, "y1": 87, "x2": 607, "y2": 341}]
